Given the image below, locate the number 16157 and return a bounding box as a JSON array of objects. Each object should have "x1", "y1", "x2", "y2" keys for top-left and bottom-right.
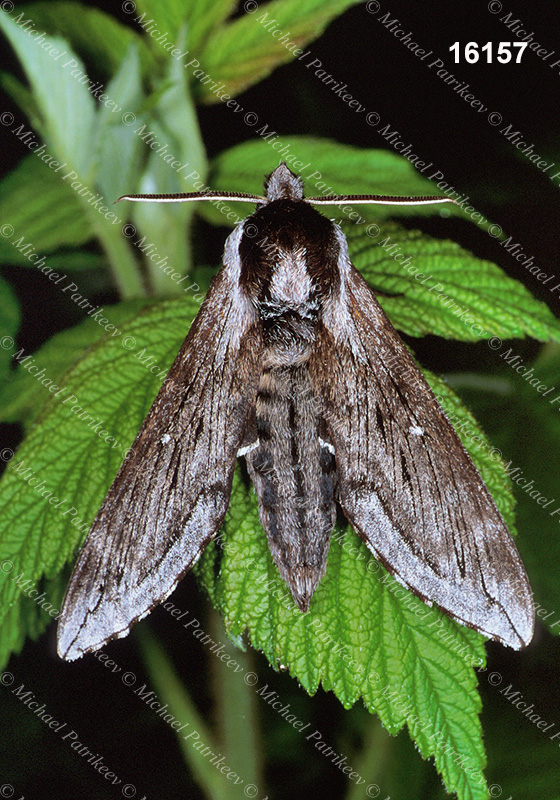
[{"x1": 449, "y1": 42, "x2": 528, "y2": 63}]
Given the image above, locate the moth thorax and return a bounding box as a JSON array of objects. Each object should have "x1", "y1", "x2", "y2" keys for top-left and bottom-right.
[
  {"x1": 269, "y1": 246, "x2": 313, "y2": 306},
  {"x1": 260, "y1": 265, "x2": 319, "y2": 368}
]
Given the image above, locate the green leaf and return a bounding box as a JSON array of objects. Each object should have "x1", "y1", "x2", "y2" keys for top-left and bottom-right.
[
  {"x1": 21, "y1": 1, "x2": 156, "y2": 79},
  {"x1": 181, "y1": 0, "x2": 237, "y2": 52},
  {"x1": 0, "y1": 155, "x2": 93, "y2": 267},
  {"x1": 0, "y1": 11, "x2": 96, "y2": 177},
  {"x1": 0, "y1": 70, "x2": 41, "y2": 125},
  {"x1": 93, "y1": 44, "x2": 145, "y2": 206},
  {"x1": 0, "y1": 300, "x2": 150, "y2": 426},
  {"x1": 0, "y1": 293, "x2": 519, "y2": 798},
  {"x1": 134, "y1": 0, "x2": 236, "y2": 54},
  {"x1": 197, "y1": 0, "x2": 363, "y2": 101},
  {"x1": 347, "y1": 224, "x2": 560, "y2": 342},
  {"x1": 204, "y1": 476, "x2": 488, "y2": 799},
  {"x1": 0, "y1": 19, "x2": 146, "y2": 297},
  {"x1": 203, "y1": 137, "x2": 463, "y2": 226},
  {"x1": 132, "y1": 0, "x2": 190, "y2": 53},
  {"x1": 0, "y1": 276, "x2": 20, "y2": 383}
]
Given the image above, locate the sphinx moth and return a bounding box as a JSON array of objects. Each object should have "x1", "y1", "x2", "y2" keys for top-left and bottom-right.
[{"x1": 57, "y1": 163, "x2": 534, "y2": 660}]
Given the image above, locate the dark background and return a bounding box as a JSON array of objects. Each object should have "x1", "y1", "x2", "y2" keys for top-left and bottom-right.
[{"x1": 1, "y1": 1, "x2": 559, "y2": 797}]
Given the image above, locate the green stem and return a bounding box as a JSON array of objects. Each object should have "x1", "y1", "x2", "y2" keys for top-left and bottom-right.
[
  {"x1": 142, "y1": 31, "x2": 208, "y2": 297},
  {"x1": 89, "y1": 213, "x2": 146, "y2": 299},
  {"x1": 209, "y1": 610, "x2": 265, "y2": 798},
  {"x1": 143, "y1": 208, "x2": 194, "y2": 298},
  {"x1": 136, "y1": 626, "x2": 228, "y2": 800},
  {"x1": 344, "y1": 716, "x2": 393, "y2": 800}
]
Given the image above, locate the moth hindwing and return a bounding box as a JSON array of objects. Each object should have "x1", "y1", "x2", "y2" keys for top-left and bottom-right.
[{"x1": 57, "y1": 163, "x2": 534, "y2": 660}]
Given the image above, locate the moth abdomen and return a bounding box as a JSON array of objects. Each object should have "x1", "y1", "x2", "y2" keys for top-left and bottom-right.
[{"x1": 244, "y1": 364, "x2": 337, "y2": 611}]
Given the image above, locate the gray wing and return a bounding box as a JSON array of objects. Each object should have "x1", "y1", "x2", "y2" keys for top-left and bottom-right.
[
  {"x1": 309, "y1": 229, "x2": 534, "y2": 649},
  {"x1": 58, "y1": 245, "x2": 263, "y2": 660}
]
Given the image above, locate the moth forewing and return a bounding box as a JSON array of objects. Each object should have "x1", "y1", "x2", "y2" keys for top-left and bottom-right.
[
  {"x1": 57, "y1": 162, "x2": 534, "y2": 660},
  {"x1": 57, "y1": 227, "x2": 264, "y2": 660},
  {"x1": 309, "y1": 228, "x2": 533, "y2": 649}
]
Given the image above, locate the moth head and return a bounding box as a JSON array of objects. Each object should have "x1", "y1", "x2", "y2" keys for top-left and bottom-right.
[{"x1": 264, "y1": 162, "x2": 304, "y2": 203}]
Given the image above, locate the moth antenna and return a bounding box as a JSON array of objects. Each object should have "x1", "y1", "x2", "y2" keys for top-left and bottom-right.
[
  {"x1": 306, "y1": 194, "x2": 458, "y2": 206},
  {"x1": 116, "y1": 191, "x2": 267, "y2": 204}
]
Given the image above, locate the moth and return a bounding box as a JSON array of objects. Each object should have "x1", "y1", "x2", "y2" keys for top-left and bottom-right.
[{"x1": 57, "y1": 163, "x2": 534, "y2": 660}]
